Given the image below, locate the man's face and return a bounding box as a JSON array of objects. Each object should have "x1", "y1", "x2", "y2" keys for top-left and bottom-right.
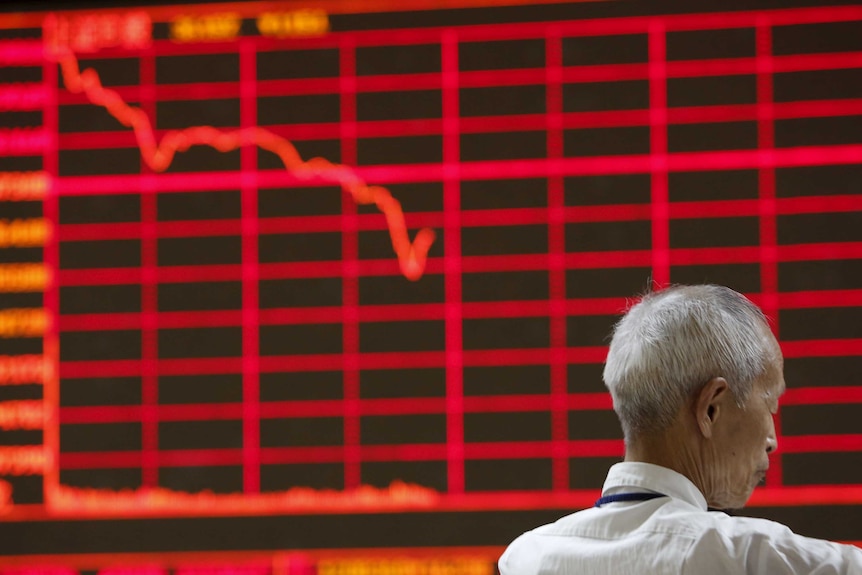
[{"x1": 707, "y1": 343, "x2": 784, "y2": 510}]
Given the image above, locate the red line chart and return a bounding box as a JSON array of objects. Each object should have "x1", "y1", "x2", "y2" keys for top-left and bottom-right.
[{"x1": 44, "y1": 14, "x2": 436, "y2": 281}]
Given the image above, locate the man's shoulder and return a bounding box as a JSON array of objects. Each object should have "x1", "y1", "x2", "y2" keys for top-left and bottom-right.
[
  {"x1": 683, "y1": 513, "x2": 862, "y2": 573},
  {"x1": 499, "y1": 503, "x2": 709, "y2": 575},
  {"x1": 500, "y1": 505, "x2": 862, "y2": 574}
]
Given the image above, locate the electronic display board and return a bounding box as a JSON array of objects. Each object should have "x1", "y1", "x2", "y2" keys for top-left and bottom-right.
[{"x1": 0, "y1": 0, "x2": 861, "y2": 572}]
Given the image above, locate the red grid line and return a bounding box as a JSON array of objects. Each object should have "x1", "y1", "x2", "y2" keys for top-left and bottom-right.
[
  {"x1": 59, "y1": 451, "x2": 146, "y2": 468},
  {"x1": 139, "y1": 45, "x2": 159, "y2": 489},
  {"x1": 0, "y1": 82, "x2": 46, "y2": 112},
  {"x1": 264, "y1": 351, "x2": 446, "y2": 372},
  {"x1": 757, "y1": 18, "x2": 782, "y2": 486},
  {"x1": 339, "y1": 37, "x2": 361, "y2": 490},
  {"x1": 0, "y1": 38, "x2": 43, "y2": 64},
  {"x1": 240, "y1": 37, "x2": 261, "y2": 494},
  {"x1": 57, "y1": 342, "x2": 854, "y2": 381},
  {"x1": 60, "y1": 397, "x2": 455, "y2": 424},
  {"x1": 349, "y1": 397, "x2": 444, "y2": 416},
  {"x1": 649, "y1": 20, "x2": 669, "y2": 287},
  {"x1": 781, "y1": 435, "x2": 862, "y2": 454},
  {"x1": 466, "y1": 395, "x2": 549, "y2": 413},
  {"x1": 258, "y1": 399, "x2": 348, "y2": 418},
  {"x1": 55, "y1": 95, "x2": 862, "y2": 148},
  {"x1": 66, "y1": 346, "x2": 620, "y2": 378},
  {"x1": 777, "y1": 195, "x2": 862, "y2": 216},
  {"x1": 53, "y1": 432, "x2": 862, "y2": 471},
  {"x1": 778, "y1": 290, "x2": 862, "y2": 310},
  {"x1": 58, "y1": 394, "x2": 618, "y2": 426},
  {"x1": 57, "y1": 82, "x2": 238, "y2": 105},
  {"x1": 257, "y1": 213, "x2": 444, "y2": 233},
  {"x1": 51, "y1": 192, "x2": 862, "y2": 243},
  {"x1": 55, "y1": 439, "x2": 629, "y2": 470},
  {"x1": 58, "y1": 220, "x2": 242, "y2": 240},
  {"x1": 61, "y1": 404, "x2": 242, "y2": 423},
  {"x1": 459, "y1": 68, "x2": 545, "y2": 88},
  {"x1": 670, "y1": 51, "x2": 862, "y2": 77},
  {"x1": 776, "y1": 242, "x2": 862, "y2": 262},
  {"x1": 461, "y1": 6, "x2": 862, "y2": 39},
  {"x1": 50, "y1": 240, "x2": 862, "y2": 289},
  {"x1": 783, "y1": 387, "x2": 862, "y2": 406},
  {"x1": 55, "y1": 49, "x2": 862, "y2": 113},
  {"x1": 49, "y1": 447, "x2": 275, "y2": 468},
  {"x1": 749, "y1": 486, "x2": 862, "y2": 509},
  {"x1": 54, "y1": 300, "x2": 616, "y2": 331},
  {"x1": 781, "y1": 339, "x2": 862, "y2": 358},
  {"x1": 258, "y1": 446, "x2": 348, "y2": 464},
  {"x1": 59, "y1": 311, "x2": 238, "y2": 330},
  {"x1": 566, "y1": 393, "x2": 615, "y2": 410},
  {"x1": 464, "y1": 440, "x2": 623, "y2": 459},
  {"x1": 50, "y1": 141, "x2": 862, "y2": 198},
  {"x1": 55, "y1": 211, "x2": 446, "y2": 240},
  {"x1": 547, "y1": 26, "x2": 569, "y2": 492},
  {"x1": 443, "y1": 29, "x2": 465, "y2": 495},
  {"x1": 353, "y1": 444, "x2": 450, "y2": 462}
]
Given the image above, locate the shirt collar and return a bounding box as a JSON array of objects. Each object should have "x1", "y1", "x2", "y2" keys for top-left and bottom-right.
[{"x1": 602, "y1": 461, "x2": 709, "y2": 511}]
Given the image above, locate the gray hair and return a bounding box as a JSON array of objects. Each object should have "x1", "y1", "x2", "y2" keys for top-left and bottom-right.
[{"x1": 603, "y1": 284, "x2": 776, "y2": 440}]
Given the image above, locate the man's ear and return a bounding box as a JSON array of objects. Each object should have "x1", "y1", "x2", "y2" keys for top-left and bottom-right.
[{"x1": 694, "y1": 377, "x2": 729, "y2": 439}]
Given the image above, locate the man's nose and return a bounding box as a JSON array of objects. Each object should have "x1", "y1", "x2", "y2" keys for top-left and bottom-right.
[{"x1": 766, "y1": 435, "x2": 778, "y2": 454}]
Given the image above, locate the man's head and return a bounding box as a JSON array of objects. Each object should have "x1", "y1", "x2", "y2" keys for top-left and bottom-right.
[{"x1": 603, "y1": 284, "x2": 784, "y2": 509}]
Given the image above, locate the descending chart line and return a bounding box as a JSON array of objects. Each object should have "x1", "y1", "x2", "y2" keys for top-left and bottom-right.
[{"x1": 44, "y1": 14, "x2": 435, "y2": 281}]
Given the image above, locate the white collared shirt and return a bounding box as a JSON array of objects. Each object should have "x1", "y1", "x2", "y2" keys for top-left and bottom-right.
[{"x1": 499, "y1": 462, "x2": 862, "y2": 574}]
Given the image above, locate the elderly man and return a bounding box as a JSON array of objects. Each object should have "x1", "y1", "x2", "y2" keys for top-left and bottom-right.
[{"x1": 499, "y1": 284, "x2": 862, "y2": 574}]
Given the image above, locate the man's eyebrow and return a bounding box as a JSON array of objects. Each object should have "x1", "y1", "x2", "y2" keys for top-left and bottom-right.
[{"x1": 766, "y1": 381, "x2": 786, "y2": 402}]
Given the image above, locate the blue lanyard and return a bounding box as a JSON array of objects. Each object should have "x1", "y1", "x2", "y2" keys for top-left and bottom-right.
[{"x1": 594, "y1": 492, "x2": 666, "y2": 507}]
